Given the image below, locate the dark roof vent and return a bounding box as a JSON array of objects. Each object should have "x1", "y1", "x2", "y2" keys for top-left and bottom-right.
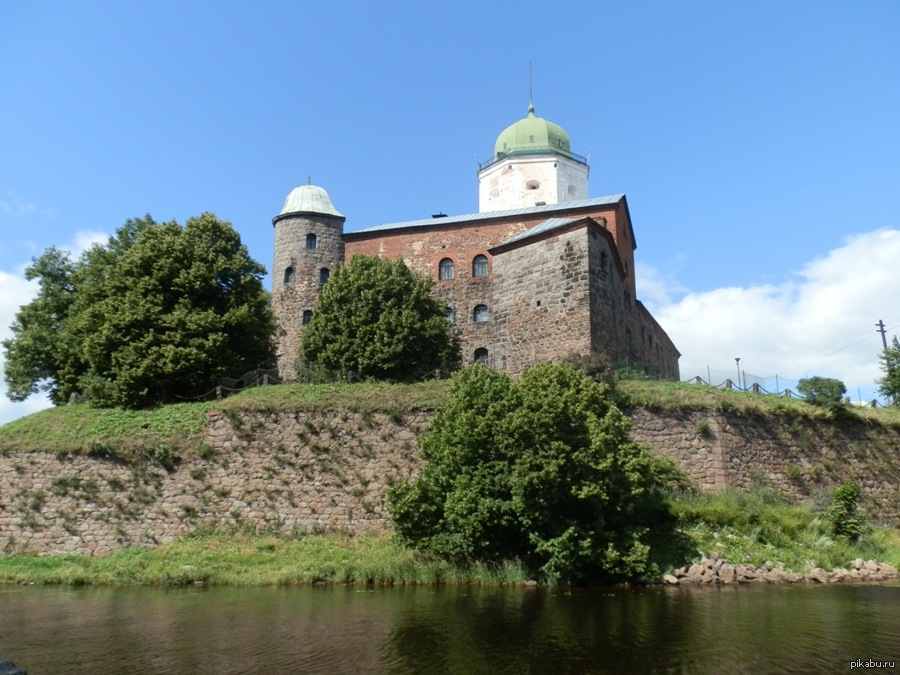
[{"x1": 432, "y1": 212, "x2": 448, "y2": 219}]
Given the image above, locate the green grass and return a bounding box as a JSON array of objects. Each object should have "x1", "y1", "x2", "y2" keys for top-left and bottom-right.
[
  {"x1": 0, "y1": 380, "x2": 452, "y2": 459},
  {"x1": 670, "y1": 488, "x2": 900, "y2": 573},
  {"x1": 0, "y1": 400, "x2": 217, "y2": 457},
  {"x1": 617, "y1": 379, "x2": 900, "y2": 426},
  {"x1": 0, "y1": 531, "x2": 529, "y2": 587}
]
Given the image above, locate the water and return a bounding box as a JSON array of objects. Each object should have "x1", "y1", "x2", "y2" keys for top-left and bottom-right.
[{"x1": 0, "y1": 583, "x2": 897, "y2": 673}]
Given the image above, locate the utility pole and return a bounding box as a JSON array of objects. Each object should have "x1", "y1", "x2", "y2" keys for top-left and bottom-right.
[
  {"x1": 876, "y1": 319, "x2": 888, "y2": 350},
  {"x1": 735, "y1": 357, "x2": 741, "y2": 391}
]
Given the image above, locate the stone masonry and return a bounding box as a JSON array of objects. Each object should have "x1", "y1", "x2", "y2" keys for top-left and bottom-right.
[{"x1": 1, "y1": 408, "x2": 897, "y2": 557}]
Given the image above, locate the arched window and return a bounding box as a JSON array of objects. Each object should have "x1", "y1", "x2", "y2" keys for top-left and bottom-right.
[
  {"x1": 306, "y1": 233, "x2": 317, "y2": 250},
  {"x1": 445, "y1": 307, "x2": 456, "y2": 324},
  {"x1": 439, "y1": 258, "x2": 454, "y2": 281},
  {"x1": 319, "y1": 268, "x2": 330, "y2": 284},
  {"x1": 473, "y1": 304, "x2": 489, "y2": 324},
  {"x1": 474, "y1": 348, "x2": 489, "y2": 365},
  {"x1": 472, "y1": 255, "x2": 488, "y2": 278},
  {"x1": 284, "y1": 266, "x2": 295, "y2": 284},
  {"x1": 301, "y1": 310, "x2": 313, "y2": 325}
]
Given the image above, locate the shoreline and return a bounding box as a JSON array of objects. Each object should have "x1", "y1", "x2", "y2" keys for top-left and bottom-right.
[{"x1": 663, "y1": 553, "x2": 900, "y2": 586}]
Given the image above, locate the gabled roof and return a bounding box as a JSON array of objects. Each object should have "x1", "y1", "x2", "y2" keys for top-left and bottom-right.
[
  {"x1": 349, "y1": 195, "x2": 625, "y2": 235},
  {"x1": 497, "y1": 217, "x2": 578, "y2": 247}
]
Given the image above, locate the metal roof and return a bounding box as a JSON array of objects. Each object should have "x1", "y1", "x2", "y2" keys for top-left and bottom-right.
[
  {"x1": 277, "y1": 184, "x2": 344, "y2": 218},
  {"x1": 496, "y1": 217, "x2": 580, "y2": 247},
  {"x1": 350, "y1": 194, "x2": 624, "y2": 234}
]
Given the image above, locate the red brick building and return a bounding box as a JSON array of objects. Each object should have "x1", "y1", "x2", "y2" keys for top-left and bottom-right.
[{"x1": 272, "y1": 105, "x2": 679, "y2": 380}]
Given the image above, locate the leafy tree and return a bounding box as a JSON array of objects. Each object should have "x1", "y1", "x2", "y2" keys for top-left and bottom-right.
[
  {"x1": 301, "y1": 255, "x2": 460, "y2": 381},
  {"x1": 388, "y1": 362, "x2": 687, "y2": 584},
  {"x1": 3, "y1": 213, "x2": 274, "y2": 408},
  {"x1": 877, "y1": 336, "x2": 900, "y2": 406},
  {"x1": 2, "y1": 247, "x2": 79, "y2": 403},
  {"x1": 797, "y1": 376, "x2": 846, "y2": 410}
]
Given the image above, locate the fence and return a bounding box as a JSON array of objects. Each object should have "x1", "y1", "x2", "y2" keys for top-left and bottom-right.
[
  {"x1": 170, "y1": 368, "x2": 283, "y2": 402},
  {"x1": 681, "y1": 372, "x2": 882, "y2": 407}
]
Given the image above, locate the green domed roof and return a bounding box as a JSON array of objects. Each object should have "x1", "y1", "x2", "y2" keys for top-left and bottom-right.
[{"x1": 494, "y1": 104, "x2": 572, "y2": 159}]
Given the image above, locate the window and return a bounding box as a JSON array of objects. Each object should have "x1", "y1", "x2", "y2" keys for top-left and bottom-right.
[
  {"x1": 445, "y1": 307, "x2": 456, "y2": 324},
  {"x1": 525, "y1": 180, "x2": 540, "y2": 190},
  {"x1": 472, "y1": 255, "x2": 488, "y2": 278},
  {"x1": 319, "y1": 268, "x2": 330, "y2": 284},
  {"x1": 474, "y1": 348, "x2": 489, "y2": 365},
  {"x1": 473, "y1": 304, "x2": 489, "y2": 324},
  {"x1": 283, "y1": 266, "x2": 295, "y2": 284},
  {"x1": 301, "y1": 310, "x2": 313, "y2": 325},
  {"x1": 306, "y1": 233, "x2": 317, "y2": 250},
  {"x1": 438, "y1": 258, "x2": 455, "y2": 281}
]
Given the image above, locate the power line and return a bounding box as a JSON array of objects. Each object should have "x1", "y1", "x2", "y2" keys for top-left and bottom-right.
[{"x1": 770, "y1": 321, "x2": 900, "y2": 377}]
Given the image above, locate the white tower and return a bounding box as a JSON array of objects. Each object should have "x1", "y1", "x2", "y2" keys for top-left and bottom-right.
[{"x1": 477, "y1": 103, "x2": 589, "y2": 212}]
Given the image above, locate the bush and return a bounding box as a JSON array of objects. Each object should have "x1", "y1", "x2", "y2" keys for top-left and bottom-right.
[
  {"x1": 388, "y1": 362, "x2": 687, "y2": 584},
  {"x1": 797, "y1": 376, "x2": 846, "y2": 410},
  {"x1": 827, "y1": 481, "x2": 865, "y2": 543}
]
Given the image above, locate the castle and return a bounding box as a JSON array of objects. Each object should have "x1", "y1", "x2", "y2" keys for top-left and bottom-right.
[{"x1": 271, "y1": 104, "x2": 680, "y2": 381}]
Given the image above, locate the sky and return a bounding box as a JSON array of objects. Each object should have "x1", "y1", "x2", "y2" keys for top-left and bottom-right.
[{"x1": 1, "y1": 1, "x2": 899, "y2": 425}]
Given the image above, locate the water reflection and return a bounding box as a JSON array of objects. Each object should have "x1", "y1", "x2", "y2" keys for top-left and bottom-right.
[{"x1": 0, "y1": 582, "x2": 896, "y2": 673}]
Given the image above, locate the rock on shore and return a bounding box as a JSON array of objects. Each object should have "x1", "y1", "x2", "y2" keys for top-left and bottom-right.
[{"x1": 663, "y1": 554, "x2": 899, "y2": 586}]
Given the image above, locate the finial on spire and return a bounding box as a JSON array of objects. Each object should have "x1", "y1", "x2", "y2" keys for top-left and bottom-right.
[
  {"x1": 527, "y1": 62, "x2": 536, "y2": 116},
  {"x1": 307, "y1": 176, "x2": 311, "y2": 185},
  {"x1": 529, "y1": 62, "x2": 533, "y2": 107}
]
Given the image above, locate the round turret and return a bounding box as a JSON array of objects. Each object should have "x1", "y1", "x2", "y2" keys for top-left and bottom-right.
[{"x1": 272, "y1": 182, "x2": 345, "y2": 381}]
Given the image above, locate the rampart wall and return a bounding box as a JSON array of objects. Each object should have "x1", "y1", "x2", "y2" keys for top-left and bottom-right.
[{"x1": 1, "y1": 408, "x2": 897, "y2": 556}]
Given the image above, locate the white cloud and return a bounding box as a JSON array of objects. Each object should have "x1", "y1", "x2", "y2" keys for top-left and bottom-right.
[
  {"x1": 0, "y1": 270, "x2": 52, "y2": 427},
  {"x1": 0, "y1": 229, "x2": 109, "y2": 427},
  {"x1": 71, "y1": 230, "x2": 109, "y2": 256},
  {"x1": 0, "y1": 190, "x2": 55, "y2": 218},
  {"x1": 639, "y1": 228, "x2": 900, "y2": 402}
]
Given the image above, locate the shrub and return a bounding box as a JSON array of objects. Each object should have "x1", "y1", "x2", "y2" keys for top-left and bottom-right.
[
  {"x1": 388, "y1": 362, "x2": 687, "y2": 585},
  {"x1": 827, "y1": 481, "x2": 865, "y2": 543}
]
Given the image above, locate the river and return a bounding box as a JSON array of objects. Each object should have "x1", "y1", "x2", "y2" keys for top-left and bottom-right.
[{"x1": 1, "y1": 582, "x2": 897, "y2": 673}]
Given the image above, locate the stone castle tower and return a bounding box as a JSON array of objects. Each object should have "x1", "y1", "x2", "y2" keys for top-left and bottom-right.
[
  {"x1": 477, "y1": 103, "x2": 590, "y2": 212},
  {"x1": 271, "y1": 183, "x2": 345, "y2": 380}
]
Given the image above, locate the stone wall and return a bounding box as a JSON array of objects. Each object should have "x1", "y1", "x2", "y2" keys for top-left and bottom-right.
[
  {"x1": 272, "y1": 212, "x2": 345, "y2": 380},
  {"x1": 1, "y1": 408, "x2": 897, "y2": 556},
  {"x1": 491, "y1": 227, "x2": 592, "y2": 374},
  {"x1": 627, "y1": 408, "x2": 900, "y2": 522}
]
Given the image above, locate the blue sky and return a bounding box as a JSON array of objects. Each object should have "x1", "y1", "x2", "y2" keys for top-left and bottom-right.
[{"x1": 2, "y1": 1, "x2": 899, "y2": 425}]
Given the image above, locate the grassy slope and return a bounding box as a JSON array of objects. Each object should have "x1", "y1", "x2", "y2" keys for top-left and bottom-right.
[
  {"x1": 3, "y1": 378, "x2": 898, "y2": 458},
  {"x1": 0, "y1": 380, "x2": 451, "y2": 457}
]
